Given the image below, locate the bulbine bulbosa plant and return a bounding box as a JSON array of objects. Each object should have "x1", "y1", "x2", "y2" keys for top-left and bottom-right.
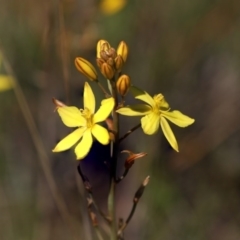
[{"x1": 52, "y1": 40, "x2": 195, "y2": 240}]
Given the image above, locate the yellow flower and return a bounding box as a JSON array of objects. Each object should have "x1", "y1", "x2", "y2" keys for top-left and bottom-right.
[
  {"x1": 53, "y1": 82, "x2": 115, "y2": 160},
  {"x1": 116, "y1": 86, "x2": 195, "y2": 152},
  {"x1": 0, "y1": 75, "x2": 13, "y2": 92},
  {"x1": 100, "y1": 0, "x2": 126, "y2": 15}
]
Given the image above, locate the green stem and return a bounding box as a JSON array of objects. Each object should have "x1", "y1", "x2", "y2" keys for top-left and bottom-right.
[
  {"x1": 119, "y1": 123, "x2": 141, "y2": 143},
  {"x1": 108, "y1": 79, "x2": 119, "y2": 240},
  {"x1": 97, "y1": 81, "x2": 111, "y2": 98},
  {"x1": 108, "y1": 180, "x2": 116, "y2": 240},
  {"x1": 117, "y1": 202, "x2": 137, "y2": 238},
  {"x1": 95, "y1": 227, "x2": 104, "y2": 240},
  {"x1": 115, "y1": 169, "x2": 129, "y2": 183},
  {"x1": 110, "y1": 80, "x2": 119, "y2": 179}
]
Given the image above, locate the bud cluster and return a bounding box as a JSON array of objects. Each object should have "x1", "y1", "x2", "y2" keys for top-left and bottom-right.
[
  {"x1": 96, "y1": 40, "x2": 128, "y2": 80},
  {"x1": 74, "y1": 39, "x2": 131, "y2": 98}
]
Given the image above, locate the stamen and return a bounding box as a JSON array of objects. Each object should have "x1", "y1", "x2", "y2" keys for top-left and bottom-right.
[{"x1": 80, "y1": 108, "x2": 94, "y2": 128}]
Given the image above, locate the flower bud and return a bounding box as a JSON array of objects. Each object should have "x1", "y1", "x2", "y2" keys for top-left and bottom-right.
[
  {"x1": 100, "y1": 62, "x2": 115, "y2": 80},
  {"x1": 100, "y1": 50, "x2": 109, "y2": 61},
  {"x1": 121, "y1": 150, "x2": 147, "y2": 170},
  {"x1": 96, "y1": 58, "x2": 105, "y2": 68},
  {"x1": 117, "y1": 41, "x2": 128, "y2": 62},
  {"x1": 52, "y1": 98, "x2": 66, "y2": 110},
  {"x1": 114, "y1": 55, "x2": 124, "y2": 72},
  {"x1": 116, "y1": 74, "x2": 131, "y2": 96},
  {"x1": 107, "y1": 58, "x2": 114, "y2": 67},
  {"x1": 102, "y1": 42, "x2": 111, "y2": 52},
  {"x1": 134, "y1": 176, "x2": 150, "y2": 203},
  {"x1": 96, "y1": 39, "x2": 109, "y2": 58},
  {"x1": 108, "y1": 48, "x2": 117, "y2": 59},
  {"x1": 75, "y1": 57, "x2": 98, "y2": 81}
]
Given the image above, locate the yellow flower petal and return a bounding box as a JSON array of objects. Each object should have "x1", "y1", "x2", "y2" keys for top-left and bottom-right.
[
  {"x1": 130, "y1": 86, "x2": 155, "y2": 106},
  {"x1": 92, "y1": 124, "x2": 110, "y2": 145},
  {"x1": 141, "y1": 112, "x2": 160, "y2": 135},
  {"x1": 117, "y1": 41, "x2": 128, "y2": 63},
  {"x1": 161, "y1": 110, "x2": 195, "y2": 127},
  {"x1": 75, "y1": 129, "x2": 93, "y2": 160},
  {"x1": 52, "y1": 128, "x2": 85, "y2": 152},
  {"x1": 116, "y1": 104, "x2": 152, "y2": 116},
  {"x1": 0, "y1": 75, "x2": 13, "y2": 92},
  {"x1": 84, "y1": 82, "x2": 95, "y2": 113},
  {"x1": 160, "y1": 117, "x2": 179, "y2": 152},
  {"x1": 96, "y1": 40, "x2": 109, "y2": 58},
  {"x1": 58, "y1": 106, "x2": 86, "y2": 127},
  {"x1": 93, "y1": 97, "x2": 115, "y2": 123}
]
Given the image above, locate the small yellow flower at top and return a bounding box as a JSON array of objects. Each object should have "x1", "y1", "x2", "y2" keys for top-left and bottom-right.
[
  {"x1": 116, "y1": 86, "x2": 195, "y2": 152},
  {"x1": 99, "y1": 0, "x2": 127, "y2": 15},
  {"x1": 52, "y1": 82, "x2": 115, "y2": 160}
]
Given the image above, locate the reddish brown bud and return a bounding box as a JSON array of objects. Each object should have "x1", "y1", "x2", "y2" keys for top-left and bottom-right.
[
  {"x1": 107, "y1": 58, "x2": 115, "y2": 67},
  {"x1": 108, "y1": 47, "x2": 117, "y2": 59},
  {"x1": 134, "y1": 176, "x2": 150, "y2": 203},
  {"x1": 100, "y1": 62, "x2": 115, "y2": 80},
  {"x1": 116, "y1": 74, "x2": 131, "y2": 96},
  {"x1": 52, "y1": 98, "x2": 66, "y2": 109},
  {"x1": 114, "y1": 55, "x2": 124, "y2": 72},
  {"x1": 96, "y1": 58, "x2": 105, "y2": 68},
  {"x1": 100, "y1": 50, "x2": 109, "y2": 61},
  {"x1": 121, "y1": 150, "x2": 147, "y2": 170}
]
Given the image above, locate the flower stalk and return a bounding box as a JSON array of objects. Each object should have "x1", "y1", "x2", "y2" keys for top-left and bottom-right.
[
  {"x1": 117, "y1": 176, "x2": 150, "y2": 238},
  {"x1": 108, "y1": 78, "x2": 119, "y2": 240},
  {"x1": 52, "y1": 39, "x2": 195, "y2": 240}
]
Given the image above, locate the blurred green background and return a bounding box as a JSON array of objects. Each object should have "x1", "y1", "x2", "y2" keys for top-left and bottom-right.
[{"x1": 1, "y1": 0, "x2": 240, "y2": 239}]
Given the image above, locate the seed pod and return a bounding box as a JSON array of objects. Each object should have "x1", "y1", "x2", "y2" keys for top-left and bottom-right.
[
  {"x1": 116, "y1": 74, "x2": 131, "y2": 96},
  {"x1": 75, "y1": 57, "x2": 98, "y2": 81},
  {"x1": 117, "y1": 41, "x2": 128, "y2": 62}
]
